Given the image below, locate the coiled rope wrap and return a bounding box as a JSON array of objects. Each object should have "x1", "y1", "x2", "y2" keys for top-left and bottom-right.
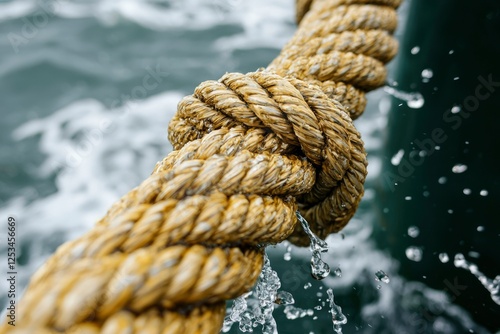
[{"x1": 2, "y1": 0, "x2": 400, "y2": 333}]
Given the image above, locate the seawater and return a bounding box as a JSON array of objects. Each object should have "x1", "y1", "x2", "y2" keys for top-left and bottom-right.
[{"x1": 0, "y1": 0, "x2": 492, "y2": 333}]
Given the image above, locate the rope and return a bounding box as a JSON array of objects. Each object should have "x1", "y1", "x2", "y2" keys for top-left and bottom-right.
[{"x1": 1, "y1": 0, "x2": 400, "y2": 332}]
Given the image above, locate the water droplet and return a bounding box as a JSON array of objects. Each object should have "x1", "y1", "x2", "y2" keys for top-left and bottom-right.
[
  {"x1": 421, "y1": 69, "x2": 433, "y2": 79},
  {"x1": 423, "y1": 191, "x2": 430, "y2": 197},
  {"x1": 275, "y1": 290, "x2": 294, "y2": 305},
  {"x1": 297, "y1": 212, "x2": 330, "y2": 280},
  {"x1": 449, "y1": 49, "x2": 455, "y2": 54},
  {"x1": 454, "y1": 253, "x2": 466, "y2": 267},
  {"x1": 407, "y1": 93, "x2": 425, "y2": 109},
  {"x1": 477, "y1": 226, "x2": 485, "y2": 232},
  {"x1": 383, "y1": 86, "x2": 425, "y2": 109},
  {"x1": 407, "y1": 226, "x2": 420, "y2": 238},
  {"x1": 463, "y1": 188, "x2": 471, "y2": 195},
  {"x1": 406, "y1": 246, "x2": 423, "y2": 262},
  {"x1": 375, "y1": 270, "x2": 390, "y2": 284},
  {"x1": 411, "y1": 46, "x2": 420, "y2": 54},
  {"x1": 439, "y1": 252, "x2": 449, "y2": 263},
  {"x1": 454, "y1": 77, "x2": 460, "y2": 80},
  {"x1": 452, "y1": 164, "x2": 468, "y2": 173},
  {"x1": 334, "y1": 267, "x2": 342, "y2": 277},
  {"x1": 283, "y1": 245, "x2": 292, "y2": 261},
  {"x1": 404, "y1": 196, "x2": 412, "y2": 201},
  {"x1": 468, "y1": 251, "x2": 480, "y2": 259},
  {"x1": 391, "y1": 149, "x2": 404, "y2": 166},
  {"x1": 451, "y1": 105, "x2": 461, "y2": 114},
  {"x1": 311, "y1": 252, "x2": 330, "y2": 280},
  {"x1": 447, "y1": 209, "x2": 454, "y2": 214},
  {"x1": 438, "y1": 176, "x2": 447, "y2": 184},
  {"x1": 480, "y1": 189, "x2": 488, "y2": 196},
  {"x1": 327, "y1": 289, "x2": 347, "y2": 333}
]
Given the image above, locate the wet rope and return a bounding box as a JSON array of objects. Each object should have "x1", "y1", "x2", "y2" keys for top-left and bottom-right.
[{"x1": 1, "y1": 0, "x2": 400, "y2": 333}]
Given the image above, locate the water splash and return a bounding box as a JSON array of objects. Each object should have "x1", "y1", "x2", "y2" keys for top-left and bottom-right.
[
  {"x1": 453, "y1": 253, "x2": 500, "y2": 305},
  {"x1": 438, "y1": 176, "x2": 447, "y2": 184},
  {"x1": 222, "y1": 254, "x2": 288, "y2": 333},
  {"x1": 296, "y1": 211, "x2": 330, "y2": 280},
  {"x1": 283, "y1": 306, "x2": 314, "y2": 320},
  {"x1": 327, "y1": 288, "x2": 347, "y2": 333},
  {"x1": 383, "y1": 86, "x2": 425, "y2": 109}
]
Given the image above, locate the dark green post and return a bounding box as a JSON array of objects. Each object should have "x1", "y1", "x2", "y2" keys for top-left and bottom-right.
[{"x1": 376, "y1": 0, "x2": 500, "y2": 330}]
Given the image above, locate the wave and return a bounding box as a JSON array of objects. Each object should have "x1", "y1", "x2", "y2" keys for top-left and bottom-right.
[
  {"x1": 1, "y1": 91, "x2": 182, "y2": 294},
  {"x1": 0, "y1": 0, "x2": 294, "y2": 33}
]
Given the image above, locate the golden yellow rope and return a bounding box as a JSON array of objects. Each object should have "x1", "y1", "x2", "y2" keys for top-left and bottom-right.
[{"x1": 1, "y1": 0, "x2": 400, "y2": 332}]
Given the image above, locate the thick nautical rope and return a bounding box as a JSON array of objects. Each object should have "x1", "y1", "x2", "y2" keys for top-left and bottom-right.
[{"x1": 1, "y1": 0, "x2": 400, "y2": 333}]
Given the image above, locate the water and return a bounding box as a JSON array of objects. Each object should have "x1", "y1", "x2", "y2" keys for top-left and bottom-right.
[
  {"x1": 439, "y1": 252, "x2": 450, "y2": 263},
  {"x1": 0, "y1": 0, "x2": 492, "y2": 333},
  {"x1": 375, "y1": 270, "x2": 390, "y2": 284},
  {"x1": 223, "y1": 254, "x2": 282, "y2": 333},
  {"x1": 283, "y1": 245, "x2": 292, "y2": 261},
  {"x1": 296, "y1": 211, "x2": 330, "y2": 280},
  {"x1": 283, "y1": 306, "x2": 313, "y2": 320},
  {"x1": 452, "y1": 163, "x2": 468, "y2": 173},
  {"x1": 327, "y1": 288, "x2": 347, "y2": 334},
  {"x1": 405, "y1": 246, "x2": 423, "y2": 262},
  {"x1": 275, "y1": 291, "x2": 294, "y2": 305},
  {"x1": 390, "y1": 149, "x2": 404, "y2": 166},
  {"x1": 454, "y1": 254, "x2": 500, "y2": 306},
  {"x1": 407, "y1": 226, "x2": 419, "y2": 238},
  {"x1": 383, "y1": 86, "x2": 425, "y2": 109}
]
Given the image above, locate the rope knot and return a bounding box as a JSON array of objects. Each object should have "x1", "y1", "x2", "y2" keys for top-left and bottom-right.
[{"x1": 169, "y1": 70, "x2": 368, "y2": 245}]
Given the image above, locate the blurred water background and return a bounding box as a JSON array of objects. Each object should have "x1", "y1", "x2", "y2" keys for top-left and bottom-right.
[{"x1": 0, "y1": 0, "x2": 495, "y2": 333}]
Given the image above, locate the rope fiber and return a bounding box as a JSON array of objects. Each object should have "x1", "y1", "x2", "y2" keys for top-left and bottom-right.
[{"x1": 1, "y1": 0, "x2": 400, "y2": 332}]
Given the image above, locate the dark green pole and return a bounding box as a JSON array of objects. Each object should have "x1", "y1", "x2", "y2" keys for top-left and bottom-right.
[{"x1": 376, "y1": 0, "x2": 500, "y2": 330}]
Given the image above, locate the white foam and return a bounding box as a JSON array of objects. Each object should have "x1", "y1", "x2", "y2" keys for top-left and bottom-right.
[{"x1": 3, "y1": 91, "x2": 181, "y2": 290}]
